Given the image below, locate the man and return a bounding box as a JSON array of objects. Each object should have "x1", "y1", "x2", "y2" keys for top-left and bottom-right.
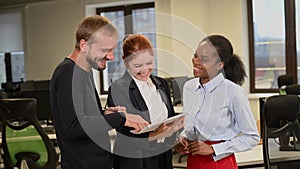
[{"x1": 50, "y1": 15, "x2": 149, "y2": 169}]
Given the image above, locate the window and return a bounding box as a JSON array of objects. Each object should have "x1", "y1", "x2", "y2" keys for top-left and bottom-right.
[
  {"x1": 0, "y1": 53, "x2": 6, "y2": 84},
  {"x1": 0, "y1": 10, "x2": 25, "y2": 89},
  {"x1": 96, "y1": 2, "x2": 156, "y2": 94},
  {"x1": 0, "y1": 52, "x2": 25, "y2": 89},
  {"x1": 248, "y1": 0, "x2": 299, "y2": 93},
  {"x1": 10, "y1": 51, "x2": 25, "y2": 82}
]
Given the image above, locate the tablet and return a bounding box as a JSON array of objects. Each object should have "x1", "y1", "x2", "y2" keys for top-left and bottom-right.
[{"x1": 131, "y1": 113, "x2": 186, "y2": 134}]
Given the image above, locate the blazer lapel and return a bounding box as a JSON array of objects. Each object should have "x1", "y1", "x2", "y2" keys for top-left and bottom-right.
[{"x1": 124, "y1": 72, "x2": 150, "y2": 122}]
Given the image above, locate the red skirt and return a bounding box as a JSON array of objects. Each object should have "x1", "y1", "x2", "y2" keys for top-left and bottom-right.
[{"x1": 186, "y1": 141, "x2": 238, "y2": 169}]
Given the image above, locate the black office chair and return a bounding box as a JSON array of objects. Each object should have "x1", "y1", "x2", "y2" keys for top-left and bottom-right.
[
  {"x1": 277, "y1": 74, "x2": 294, "y2": 95},
  {"x1": 285, "y1": 84, "x2": 300, "y2": 95},
  {"x1": 20, "y1": 89, "x2": 53, "y2": 126},
  {"x1": 262, "y1": 95, "x2": 300, "y2": 169},
  {"x1": 0, "y1": 98, "x2": 58, "y2": 169},
  {"x1": 164, "y1": 77, "x2": 174, "y2": 103},
  {"x1": 171, "y1": 76, "x2": 188, "y2": 106}
]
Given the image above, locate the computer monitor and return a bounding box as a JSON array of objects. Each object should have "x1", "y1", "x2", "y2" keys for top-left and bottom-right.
[
  {"x1": 20, "y1": 80, "x2": 50, "y2": 91},
  {"x1": 1, "y1": 81, "x2": 22, "y2": 93},
  {"x1": 20, "y1": 89, "x2": 53, "y2": 124},
  {"x1": 34, "y1": 80, "x2": 50, "y2": 90},
  {"x1": 20, "y1": 80, "x2": 35, "y2": 91}
]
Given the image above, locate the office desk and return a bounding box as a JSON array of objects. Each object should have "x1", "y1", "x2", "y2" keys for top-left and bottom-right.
[
  {"x1": 236, "y1": 140, "x2": 300, "y2": 168},
  {"x1": 174, "y1": 106, "x2": 183, "y2": 113},
  {"x1": 173, "y1": 139, "x2": 300, "y2": 168}
]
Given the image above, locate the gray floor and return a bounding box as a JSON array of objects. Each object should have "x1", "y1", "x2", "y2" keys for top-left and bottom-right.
[
  {"x1": 54, "y1": 152, "x2": 186, "y2": 169},
  {"x1": 172, "y1": 151, "x2": 187, "y2": 168}
]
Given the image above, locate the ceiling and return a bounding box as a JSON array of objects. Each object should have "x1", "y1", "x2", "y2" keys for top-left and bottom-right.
[
  {"x1": 0, "y1": 0, "x2": 113, "y2": 8},
  {"x1": 0, "y1": 0, "x2": 57, "y2": 7}
]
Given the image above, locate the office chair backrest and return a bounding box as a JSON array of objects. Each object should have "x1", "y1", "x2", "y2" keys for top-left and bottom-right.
[
  {"x1": 20, "y1": 89, "x2": 53, "y2": 124},
  {"x1": 171, "y1": 76, "x2": 188, "y2": 106},
  {"x1": 262, "y1": 95, "x2": 300, "y2": 169},
  {"x1": 277, "y1": 74, "x2": 294, "y2": 95},
  {"x1": 0, "y1": 98, "x2": 58, "y2": 169},
  {"x1": 163, "y1": 77, "x2": 174, "y2": 102},
  {"x1": 263, "y1": 95, "x2": 299, "y2": 128},
  {"x1": 285, "y1": 84, "x2": 300, "y2": 95},
  {"x1": 277, "y1": 74, "x2": 294, "y2": 89}
]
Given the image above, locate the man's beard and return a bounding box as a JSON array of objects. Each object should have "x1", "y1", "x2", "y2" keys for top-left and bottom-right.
[{"x1": 86, "y1": 56, "x2": 105, "y2": 71}]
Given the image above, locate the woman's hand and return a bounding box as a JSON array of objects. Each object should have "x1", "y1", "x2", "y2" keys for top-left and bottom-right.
[
  {"x1": 167, "y1": 116, "x2": 185, "y2": 134},
  {"x1": 148, "y1": 116, "x2": 185, "y2": 141},
  {"x1": 188, "y1": 140, "x2": 215, "y2": 155},
  {"x1": 174, "y1": 137, "x2": 189, "y2": 154},
  {"x1": 148, "y1": 123, "x2": 169, "y2": 141}
]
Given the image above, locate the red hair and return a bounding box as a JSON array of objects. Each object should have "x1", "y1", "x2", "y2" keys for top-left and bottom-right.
[{"x1": 122, "y1": 34, "x2": 154, "y2": 61}]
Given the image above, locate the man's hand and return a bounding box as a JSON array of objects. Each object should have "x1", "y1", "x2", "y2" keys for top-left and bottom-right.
[
  {"x1": 124, "y1": 113, "x2": 149, "y2": 132},
  {"x1": 104, "y1": 106, "x2": 126, "y2": 115},
  {"x1": 104, "y1": 106, "x2": 149, "y2": 131}
]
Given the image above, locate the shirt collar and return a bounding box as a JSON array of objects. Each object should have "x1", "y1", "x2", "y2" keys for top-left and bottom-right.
[
  {"x1": 133, "y1": 76, "x2": 152, "y2": 89},
  {"x1": 191, "y1": 78, "x2": 201, "y2": 91},
  {"x1": 197, "y1": 73, "x2": 225, "y2": 92},
  {"x1": 127, "y1": 70, "x2": 156, "y2": 89}
]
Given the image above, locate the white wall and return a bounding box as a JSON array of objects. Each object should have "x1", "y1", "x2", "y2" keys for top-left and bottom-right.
[
  {"x1": 155, "y1": 0, "x2": 209, "y2": 78},
  {"x1": 14, "y1": 0, "x2": 261, "y2": 117},
  {"x1": 24, "y1": 0, "x2": 84, "y2": 80},
  {"x1": 22, "y1": 0, "x2": 249, "y2": 87},
  {"x1": 154, "y1": 0, "x2": 260, "y2": 119},
  {"x1": 155, "y1": 0, "x2": 249, "y2": 90}
]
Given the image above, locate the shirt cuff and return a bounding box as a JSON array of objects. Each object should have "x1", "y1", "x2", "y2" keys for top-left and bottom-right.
[
  {"x1": 212, "y1": 152, "x2": 232, "y2": 161},
  {"x1": 211, "y1": 143, "x2": 232, "y2": 161}
]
